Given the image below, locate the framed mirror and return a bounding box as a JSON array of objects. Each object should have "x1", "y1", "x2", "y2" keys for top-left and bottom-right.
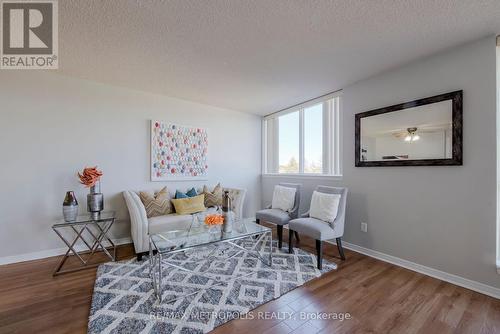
[{"x1": 355, "y1": 91, "x2": 462, "y2": 167}]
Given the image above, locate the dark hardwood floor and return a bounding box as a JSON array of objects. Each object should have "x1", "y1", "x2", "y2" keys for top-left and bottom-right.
[{"x1": 1, "y1": 228, "x2": 499, "y2": 334}]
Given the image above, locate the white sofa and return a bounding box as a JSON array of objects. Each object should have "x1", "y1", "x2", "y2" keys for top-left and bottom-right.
[{"x1": 123, "y1": 187, "x2": 246, "y2": 258}]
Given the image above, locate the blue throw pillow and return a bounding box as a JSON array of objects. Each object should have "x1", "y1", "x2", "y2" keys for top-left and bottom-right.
[
  {"x1": 175, "y1": 188, "x2": 197, "y2": 199},
  {"x1": 186, "y1": 187, "x2": 197, "y2": 197},
  {"x1": 175, "y1": 190, "x2": 188, "y2": 199}
]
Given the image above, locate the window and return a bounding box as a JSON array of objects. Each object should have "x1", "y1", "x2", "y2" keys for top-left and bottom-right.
[
  {"x1": 278, "y1": 111, "x2": 300, "y2": 173},
  {"x1": 263, "y1": 92, "x2": 342, "y2": 176},
  {"x1": 304, "y1": 103, "x2": 323, "y2": 173}
]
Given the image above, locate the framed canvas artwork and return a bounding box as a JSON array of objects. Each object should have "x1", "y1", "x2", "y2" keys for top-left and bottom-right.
[{"x1": 151, "y1": 121, "x2": 208, "y2": 181}]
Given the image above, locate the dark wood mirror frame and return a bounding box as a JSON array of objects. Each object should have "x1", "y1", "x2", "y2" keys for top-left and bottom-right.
[{"x1": 355, "y1": 90, "x2": 463, "y2": 167}]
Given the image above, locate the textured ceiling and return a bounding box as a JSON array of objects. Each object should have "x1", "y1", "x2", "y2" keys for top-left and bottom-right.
[{"x1": 58, "y1": 0, "x2": 500, "y2": 115}]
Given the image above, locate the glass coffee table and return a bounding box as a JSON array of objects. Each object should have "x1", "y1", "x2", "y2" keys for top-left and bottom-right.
[{"x1": 149, "y1": 217, "x2": 272, "y2": 303}]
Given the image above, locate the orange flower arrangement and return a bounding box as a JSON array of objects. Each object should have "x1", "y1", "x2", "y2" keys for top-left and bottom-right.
[
  {"x1": 204, "y1": 214, "x2": 224, "y2": 226},
  {"x1": 78, "y1": 166, "x2": 103, "y2": 188}
]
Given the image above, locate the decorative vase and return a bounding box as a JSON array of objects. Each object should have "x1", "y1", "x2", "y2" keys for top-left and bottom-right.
[
  {"x1": 63, "y1": 191, "x2": 79, "y2": 222},
  {"x1": 222, "y1": 191, "x2": 233, "y2": 234},
  {"x1": 87, "y1": 182, "x2": 104, "y2": 219}
]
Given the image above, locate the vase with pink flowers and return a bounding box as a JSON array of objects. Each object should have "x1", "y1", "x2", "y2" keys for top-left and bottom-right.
[{"x1": 78, "y1": 166, "x2": 104, "y2": 219}]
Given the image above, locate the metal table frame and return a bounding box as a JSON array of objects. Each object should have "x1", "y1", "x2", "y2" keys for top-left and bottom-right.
[
  {"x1": 149, "y1": 224, "x2": 273, "y2": 303},
  {"x1": 51, "y1": 212, "x2": 116, "y2": 276}
]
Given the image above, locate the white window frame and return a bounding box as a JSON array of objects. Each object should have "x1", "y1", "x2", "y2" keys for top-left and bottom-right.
[{"x1": 262, "y1": 90, "x2": 342, "y2": 178}]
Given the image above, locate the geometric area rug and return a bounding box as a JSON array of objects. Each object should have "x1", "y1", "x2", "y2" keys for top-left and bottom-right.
[{"x1": 88, "y1": 240, "x2": 337, "y2": 334}]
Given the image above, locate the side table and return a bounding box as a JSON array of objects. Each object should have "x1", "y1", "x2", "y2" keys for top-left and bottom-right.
[{"x1": 52, "y1": 211, "x2": 117, "y2": 275}]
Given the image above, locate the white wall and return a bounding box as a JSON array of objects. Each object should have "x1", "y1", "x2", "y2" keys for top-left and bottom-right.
[
  {"x1": 0, "y1": 72, "x2": 261, "y2": 259},
  {"x1": 263, "y1": 36, "x2": 499, "y2": 288},
  {"x1": 497, "y1": 42, "x2": 500, "y2": 269}
]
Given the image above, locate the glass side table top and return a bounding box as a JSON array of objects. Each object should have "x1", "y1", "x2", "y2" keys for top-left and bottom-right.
[
  {"x1": 150, "y1": 217, "x2": 270, "y2": 254},
  {"x1": 53, "y1": 211, "x2": 116, "y2": 227}
]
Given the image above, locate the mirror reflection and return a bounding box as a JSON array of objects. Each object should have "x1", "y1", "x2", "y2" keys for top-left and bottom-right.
[{"x1": 360, "y1": 100, "x2": 453, "y2": 162}]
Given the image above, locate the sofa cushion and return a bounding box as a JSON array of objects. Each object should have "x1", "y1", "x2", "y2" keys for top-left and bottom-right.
[
  {"x1": 138, "y1": 187, "x2": 173, "y2": 218},
  {"x1": 289, "y1": 217, "x2": 336, "y2": 240},
  {"x1": 171, "y1": 194, "x2": 206, "y2": 215},
  {"x1": 255, "y1": 208, "x2": 291, "y2": 225},
  {"x1": 148, "y1": 214, "x2": 192, "y2": 234},
  {"x1": 203, "y1": 183, "x2": 223, "y2": 207}
]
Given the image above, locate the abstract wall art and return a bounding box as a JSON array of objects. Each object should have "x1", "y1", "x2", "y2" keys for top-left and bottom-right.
[{"x1": 151, "y1": 121, "x2": 208, "y2": 181}]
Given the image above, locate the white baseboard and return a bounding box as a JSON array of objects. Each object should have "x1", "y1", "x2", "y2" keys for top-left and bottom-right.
[
  {"x1": 0, "y1": 237, "x2": 132, "y2": 266},
  {"x1": 326, "y1": 240, "x2": 500, "y2": 299}
]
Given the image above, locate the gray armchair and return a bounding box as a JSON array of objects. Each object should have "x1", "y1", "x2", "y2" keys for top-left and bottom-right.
[
  {"x1": 256, "y1": 183, "x2": 301, "y2": 249},
  {"x1": 289, "y1": 186, "x2": 348, "y2": 269}
]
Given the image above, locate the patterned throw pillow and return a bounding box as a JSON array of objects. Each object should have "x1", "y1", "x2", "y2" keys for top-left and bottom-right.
[
  {"x1": 203, "y1": 183, "x2": 223, "y2": 207},
  {"x1": 139, "y1": 187, "x2": 173, "y2": 218}
]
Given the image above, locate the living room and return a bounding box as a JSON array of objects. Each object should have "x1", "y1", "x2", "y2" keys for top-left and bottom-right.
[{"x1": 1, "y1": 1, "x2": 500, "y2": 333}]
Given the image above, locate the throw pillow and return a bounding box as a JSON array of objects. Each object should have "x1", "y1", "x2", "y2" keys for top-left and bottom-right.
[
  {"x1": 175, "y1": 190, "x2": 188, "y2": 199},
  {"x1": 139, "y1": 187, "x2": 173, "y2": 218},
  {"x1": 186, "y1": 187, "x2": 197, "y2": 197},
  {"x1": 171, "y1": 194, "x2": 206, "y2": 215},
  {"x1": 309, "y1": 191, "x2": 341, "y2": 224},
  {"x1": 271, "y1": 185, "x2": 296, "y2": 212},
  {"x1": 203, "y1": 183, "x2": 223, "y2": 207},
  {"x1": 175, "y1": 187, "x2": 197, "y2": 199}
]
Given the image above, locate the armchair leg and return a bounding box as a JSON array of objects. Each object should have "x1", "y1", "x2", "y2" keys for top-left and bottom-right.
[
  {"x1": 336, "y1": 237, "x2": 346, "y2": 261},
  {"x1": 288, "y1": 229, "x2": 293, "y2": 254},
  {"x1": 253, "y1": 219, "x2": 261, "y2": 239},
  {"x1": 137, "y1": 253, "x2": 143, "y2": 261},
  {"x1": 277, "y1": 225, "x2": 283, "y2": 249},
  {"x1": 316, "y1": 240, "x2": 323, "y2": 270},
  {"x1": 294, "y1": 231, "x2": 300, "y2": 243}
]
